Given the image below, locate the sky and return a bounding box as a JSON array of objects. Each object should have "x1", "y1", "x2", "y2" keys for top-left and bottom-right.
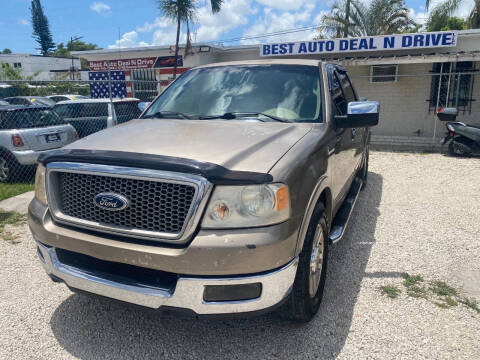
[{"x1": 0, "y1": 0, "x2": 475, "y2": 54}]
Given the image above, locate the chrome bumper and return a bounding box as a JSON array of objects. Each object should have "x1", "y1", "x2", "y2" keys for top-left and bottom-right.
[{"x1": 36, "y1": 241, "x2": 298, "y2": 314}]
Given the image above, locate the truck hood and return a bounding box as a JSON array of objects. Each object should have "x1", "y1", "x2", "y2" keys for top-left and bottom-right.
[{"x1": 66, "y1": 119, "x2": 313, "y2": 173}]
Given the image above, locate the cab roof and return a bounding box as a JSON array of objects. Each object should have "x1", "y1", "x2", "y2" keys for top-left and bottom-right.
[{"x1": 194, "y1": 59, "x2": 322, "y2": 69}]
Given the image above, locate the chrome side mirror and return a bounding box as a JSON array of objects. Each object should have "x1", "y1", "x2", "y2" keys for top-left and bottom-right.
[{"x1": 335, "y1": 101, "x2": 380, "y2": 128}]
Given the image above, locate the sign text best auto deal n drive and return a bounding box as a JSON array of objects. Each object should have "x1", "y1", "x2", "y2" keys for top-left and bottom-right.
[{"x1": 260, "y1": 31, "x2": 457, "y2": 57}]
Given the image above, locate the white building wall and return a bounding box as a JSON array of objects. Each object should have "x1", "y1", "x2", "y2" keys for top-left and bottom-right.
[
  {"x1": 0, "y1": 54, "x2": 80, "y2": 80},
  {"x1": 347, "y1": 62, "x2": 480, "y2": 138}
]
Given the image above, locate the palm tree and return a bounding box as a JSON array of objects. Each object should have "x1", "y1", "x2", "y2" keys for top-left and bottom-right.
[
  {"x1": 320, "y1": 0, "x2": 416, "y2": 38},
  {"x1": 158, "y1": 0, "x2": 222, "y2": 79},
  {"x1": 426, "y1": 0, "x2": 480, "y2": 30}
]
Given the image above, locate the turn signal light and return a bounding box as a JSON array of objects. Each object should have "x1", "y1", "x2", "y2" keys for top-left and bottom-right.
[{"x1": 12, "y1": 134, "x2": 24, "y2": 147}]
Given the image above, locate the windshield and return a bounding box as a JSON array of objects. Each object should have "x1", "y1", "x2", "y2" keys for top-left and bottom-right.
[
  {"x1": 142, "y1": 65, "x2": 322, "y2": 122},
  {"x1": 0, "y1": 109, "x2": 64, "y2": 129}
]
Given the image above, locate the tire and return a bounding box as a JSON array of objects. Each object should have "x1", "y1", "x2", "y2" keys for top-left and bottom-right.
[
  {"x1": 448, "y1": 141, "x2": 470, "y2": 157},
  {"x1": 360, "y1": 144, "x2": 369, "y2": 189},
  {"x1": 280, "y1": 203, "x2": 329, "y2": 323},
  {"x1": 0, "y1": 155, "x2": 14, "y2": 183}
]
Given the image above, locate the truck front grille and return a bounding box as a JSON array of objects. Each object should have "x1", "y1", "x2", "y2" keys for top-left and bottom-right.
[{"x1": 57, "y1": 172, "x2": 196, "y2": 235}]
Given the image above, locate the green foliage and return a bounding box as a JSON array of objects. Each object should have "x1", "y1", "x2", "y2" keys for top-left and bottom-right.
[
  {"x1": 0, "y1": 183, "x2": 35, "y2": 202},
  {"x1": 459, "y1": 297, "x2": 480, "y2": 313},
  {"x1": 430, "y1": 281, "x2": 458, "y2": 297},
  {"x1": 0, "y1": 62, "x2": 24, "y2": 80},
  {"x1": 157, "y1": 0, "x2": 223, "y2": 77},
  {"x1": 0, "y1": 210, "x2": 27, "y2": 243},
  {"x1": 30, "y1": 0, "x2": 55, "y2": 55},
  {"x1": 379, "y1": 285, "x2": 401, "y2": 299},
  {"x1": 427, "y1": 15, "x2": 466, "y2": 31},
  {"x1": 318, "y1": 0, "x2": 417, "y2": 38},
  {"x1": 403, "y1": 274, "x2": 424, "y2": 287},
  {"x1": 53, "y1": 40, "x2": 101, "y2": 70},
  {"x1": 1, "y1": 49, "x2": 12, "y2": 54}
]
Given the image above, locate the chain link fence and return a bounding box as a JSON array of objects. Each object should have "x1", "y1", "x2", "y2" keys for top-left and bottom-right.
[{"x1": 0, "y1": 79, "x2": 160, "y2": 185}]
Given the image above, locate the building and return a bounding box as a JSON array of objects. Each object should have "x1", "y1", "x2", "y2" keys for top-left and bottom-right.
[
  {"x1": 0, "y1": 53, "x2": 81, "y2": 81},
  {"x1": 73, "y1": 29, "x2": 480, "y2": 151}
]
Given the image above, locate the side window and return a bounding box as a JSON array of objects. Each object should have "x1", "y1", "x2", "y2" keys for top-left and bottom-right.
[
  {"x1": 328, "y1": 67, "x2": 348, "y2": 115},
  {"x1": 337, "y1": 72, "x2": 357, "y2": 103}
]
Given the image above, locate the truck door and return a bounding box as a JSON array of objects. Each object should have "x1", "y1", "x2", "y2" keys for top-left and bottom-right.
[
  {"x1": 336, "y1": 70, "x2": 364, "y2": 172},
  {"x1": 327, "y1": 66, "x2": 356, "y2": 205}
]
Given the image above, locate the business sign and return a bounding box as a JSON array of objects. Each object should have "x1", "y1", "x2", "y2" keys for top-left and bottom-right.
[
  {"x1": 89, "y1": 56, "x2": 183, "y2": 71},
  {"x1": 260, "y1": 31, "x2": 458, "y2": 57}
]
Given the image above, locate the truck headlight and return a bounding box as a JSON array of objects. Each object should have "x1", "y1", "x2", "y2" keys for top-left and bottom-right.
[
  {"x1": 202, "y1": 184, "x2": 290, "y2": 228},
  {"x1": 34, "y1": 163, "x2": 47, "y2": 205}
]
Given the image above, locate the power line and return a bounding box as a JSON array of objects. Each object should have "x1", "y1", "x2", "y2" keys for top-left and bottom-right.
[{"x1": 205, "y1": 24, "x2": 321, "y2": 44}]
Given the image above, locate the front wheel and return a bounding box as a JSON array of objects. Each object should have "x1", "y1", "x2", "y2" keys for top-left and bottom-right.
[{"x1": 280, "y1": 203, "x2": 328, "y2": 322}]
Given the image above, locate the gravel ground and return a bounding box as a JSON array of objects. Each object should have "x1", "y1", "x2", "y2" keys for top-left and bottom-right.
[{"x1": 0, "y1": 151, "x2": 479, "y2": 360}]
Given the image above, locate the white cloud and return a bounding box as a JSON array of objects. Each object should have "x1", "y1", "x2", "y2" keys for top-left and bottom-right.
[
  {"x1": 108, "y1": 31, "x2": 149, "y2": 49},
  {"x1": 17, "y1": 18, "x2": 30, "y2": 26},
  {"x1": 240, "y1": 5, "x2": 320, "y2": 45},
  {"x1": 254, "y1": 0, "x2": 317, "y2": 11},
  {"x1": 90, "y1": 2, "x2": 111, "y2": 15},
  {"x1": 409, "y1": 8, "x2": 428, "y2": 26},
  {"x1": 195, "y1": 0, "x2": 255, "y2": 41}
]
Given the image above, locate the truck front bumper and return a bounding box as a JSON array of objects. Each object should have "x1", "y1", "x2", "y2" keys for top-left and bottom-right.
[{"x1": 36, "y1": 241, "x2": 298, "y2": 314}]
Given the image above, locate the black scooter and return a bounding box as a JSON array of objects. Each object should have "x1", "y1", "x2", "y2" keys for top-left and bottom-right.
[{"x1": 437, "y1": 108, "x2": 480, "y2": 157}]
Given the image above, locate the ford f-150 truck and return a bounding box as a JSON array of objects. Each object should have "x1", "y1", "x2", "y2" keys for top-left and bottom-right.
[{"x1": 28, "y1": 59, "x2": 379, "y2": 322}]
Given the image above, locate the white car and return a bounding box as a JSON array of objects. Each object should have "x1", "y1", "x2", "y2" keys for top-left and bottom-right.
[{"x1": 47, "y1": 95, "x2": 90, "y2": 103}]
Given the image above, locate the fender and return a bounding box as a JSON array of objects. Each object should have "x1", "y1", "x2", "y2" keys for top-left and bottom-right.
[{"x1": 294, "y1": 174, "x2": 332, "y2": 257}]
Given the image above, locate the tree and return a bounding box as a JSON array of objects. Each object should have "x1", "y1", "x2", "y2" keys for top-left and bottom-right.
[
  {"x1": 157, "y1": 0, "x2": 223, "y2": 79},
  {"x1": 1, "y1": 49, "x2": 12, "y2": 54},
  {"x1": 426, "y1": 0, "x2": 479, "y2": 30},
  {"x1": 30, "y1": 0, "x2": 55, "y2": 55},
  {"x1": 53, "y1": 40, "x2": 102, "y2": 70},
  {"x1": 427, "y1": 15, "x2": 466, "y2": 31},
  {"x1": 319, "y1": 0, "x2": 417, "y2": 37}
]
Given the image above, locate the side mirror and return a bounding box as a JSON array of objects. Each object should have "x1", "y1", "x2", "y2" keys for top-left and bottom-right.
[
  {"x1": 138, "y1": 102, "x2": 150, "y2": 112},
  {"x1": 335, "y1": 101, "x2": 380, "y2": 128},
  {"x1": 436, "y1": 108, "x2": 458, "y2": 121}
]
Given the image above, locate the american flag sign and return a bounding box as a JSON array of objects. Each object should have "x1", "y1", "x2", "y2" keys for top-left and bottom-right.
[{"x1": 89, "y1": 71, "x2": 127, "y2": 99}]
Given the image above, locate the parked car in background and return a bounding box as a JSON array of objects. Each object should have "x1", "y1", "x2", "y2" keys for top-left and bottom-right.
[
  {"x1": 47, "y1": 95, "x2": 90, "y2": 103},
  {"x1": 0, "y1": 105, "x2": 77, "y2": 182},
  {"x1": 53, "y1": 98, "x2": 141, "y2": 138},
  {"x1": 4, "y1": 96, "x2": 56, "y2": 107}
]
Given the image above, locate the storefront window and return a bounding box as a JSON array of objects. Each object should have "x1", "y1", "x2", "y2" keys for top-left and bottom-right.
[{"x1": 428, "y1": 61, "x2": 476, "y2": 113}]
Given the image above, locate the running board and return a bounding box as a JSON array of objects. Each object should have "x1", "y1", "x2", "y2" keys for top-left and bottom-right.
[{"x1": 329, "y1": 177, "x2": 363, "y2": 244}]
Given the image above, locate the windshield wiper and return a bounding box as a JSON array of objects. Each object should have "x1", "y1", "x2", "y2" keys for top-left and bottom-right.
[
  {"x1": 199, "y1": 112, "x2": 291, "y2": 123},
  {"x1": 142, "y1": 111, "x2": 191, "y2": 119}
]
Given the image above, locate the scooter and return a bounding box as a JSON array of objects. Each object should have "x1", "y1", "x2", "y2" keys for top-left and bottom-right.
[{"x1": 437, "y1": 108, "x2": 480, "y2": 157}]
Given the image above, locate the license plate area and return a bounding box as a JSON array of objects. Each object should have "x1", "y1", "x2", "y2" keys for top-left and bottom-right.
[{"x1": 45, "y1": 133, "x2": 61, "y2": 143}]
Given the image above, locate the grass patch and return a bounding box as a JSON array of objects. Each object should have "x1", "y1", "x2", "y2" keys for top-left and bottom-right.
[
  {"x1": 379, "y1": 285, "x2": 401, "y2": 299},
  {"x1": 0, "y1": 210, "x2": 26, "y2": 244},
  {"x1": 459, "y1": 298, "x2": 480, "y2": 313},
  {"x1": 0, "y1": 182, "x2": 34, "y2": 201},
  {"x1": 407, "y1": 285, "x2": 429, "y2": 299},
  {"x1": 431, "y1": 281, "x2": 458, "y2": 297},
  {"x1": 404, "y1": 274, "x2": 424, "y2": 287}
]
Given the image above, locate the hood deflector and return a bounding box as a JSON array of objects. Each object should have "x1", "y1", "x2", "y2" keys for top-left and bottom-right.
[{"x1": 39, "y1": 149, "x2": 273, "y2": 185}]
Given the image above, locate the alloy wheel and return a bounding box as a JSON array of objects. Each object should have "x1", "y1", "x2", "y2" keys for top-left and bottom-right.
[
  {"x1": 309, "y1": 223, "x2": 325, "y2": 298},
  {"x1": 0, "y1": 157, "x2": 9, "y2": 182}
]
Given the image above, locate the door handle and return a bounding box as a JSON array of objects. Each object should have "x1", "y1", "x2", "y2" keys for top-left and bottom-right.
[{"x1": 351, "y1": 128, "x2": 357, "y2": 139}]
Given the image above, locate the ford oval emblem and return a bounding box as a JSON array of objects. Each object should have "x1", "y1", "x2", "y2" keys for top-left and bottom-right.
[{"x1": 93, "y1": 192, "x2": 129, "y2": 211}]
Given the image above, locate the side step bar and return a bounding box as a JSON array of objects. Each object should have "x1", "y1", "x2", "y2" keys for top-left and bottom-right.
[{"x1": 329, "y1": 177, "x2": 363, "y2": 244}]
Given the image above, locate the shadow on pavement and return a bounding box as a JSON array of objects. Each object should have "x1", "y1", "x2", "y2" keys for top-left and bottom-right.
[{"x1": 50, "y1": 172, "x2": 383, "y2": 360}]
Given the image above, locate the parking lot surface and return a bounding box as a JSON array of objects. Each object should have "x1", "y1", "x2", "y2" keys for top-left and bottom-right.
[{"x1": 1, "y1": 152, "x2": 479, "y2": 359}]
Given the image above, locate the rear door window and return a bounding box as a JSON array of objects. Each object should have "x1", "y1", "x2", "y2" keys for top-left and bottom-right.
[{"x1": 114, "y1": 102, "x2": 141, "y2": 117}]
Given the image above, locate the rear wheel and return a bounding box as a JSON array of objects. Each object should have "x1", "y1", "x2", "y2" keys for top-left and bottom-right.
[
  {"x1": 448, "y1": 141, "x2": 469, "y2": 157},
  {"x1": 0, "y1": 155, "x2": 13, "y2": 183},
  {"x1": 280, "y1": 203, "x2": 328, "y2": 322}
]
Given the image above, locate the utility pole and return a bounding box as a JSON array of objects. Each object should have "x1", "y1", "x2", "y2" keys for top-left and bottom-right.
[{"x1": 70, "y1": 35, "x2": 83, "y2": 80}]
